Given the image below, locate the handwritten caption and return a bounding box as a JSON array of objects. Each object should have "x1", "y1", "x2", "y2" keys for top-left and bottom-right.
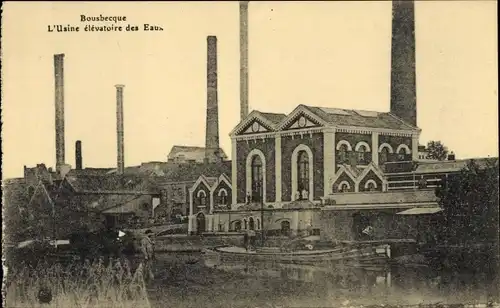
[{"x1": 47, "y1": 15, "x2": 164, "y2": 32}]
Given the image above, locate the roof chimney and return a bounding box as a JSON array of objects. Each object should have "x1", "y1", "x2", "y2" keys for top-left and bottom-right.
[
  {"x1": 240, "y1": 1, "x2": 249, "y2": 121},
  {"x1": 115, "y1": 84, "x2": 125, "y2": 174},
  {"x1": 205, "y1": 36, "x2": 220, "y2": 163},
  {"x1": 54, "y1": 54, "x2": 66, "y2": 172},
  {"x1": 390, "y1": 0, "x2": 417, "y2": 127},
  {"x1": 75, "y1": 140, "x2": 82, "y2": 170}
]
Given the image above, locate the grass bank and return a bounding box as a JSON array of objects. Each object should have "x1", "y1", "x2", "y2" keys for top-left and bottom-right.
[{"x1": 4, "y1": 258, "x2": 151, "y2": 308}]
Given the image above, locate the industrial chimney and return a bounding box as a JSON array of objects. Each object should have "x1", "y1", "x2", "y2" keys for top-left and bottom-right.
[
  {"x1": 54, "y1": 54, "x2": 66, "y2": 172},
  {"x1": 115, "y1": 84, "x2": 125, "y2": 174},
  {"x1": 390, "y1": 0, "x2": 417, "y2": 127},
  {"x1": 240, "y1": 1, "x2": 249, "y2": 121},
  {"x1": 205, "y1": 36, "x2": 220, "y2": 163},
  {"x1": 75, "y1": 140, "x2": 82, "y2": 170}
]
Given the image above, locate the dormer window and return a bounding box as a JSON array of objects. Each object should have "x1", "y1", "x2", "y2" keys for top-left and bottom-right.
[
  {"x1": 380, "y1": 147, "x2": 389, "y2": 164},
  {"x1": 197, "y1": 190, "x2": 207, "y2": 206},
  {"x1": 218, "y1": 189, "x2": 228, "y2": 206},
  {"x1": 397, "y1": 149, "x2": 406, "y2": 161},
  {"x1": 338, "y1": 144, "x2": 349, "y2": 163}
]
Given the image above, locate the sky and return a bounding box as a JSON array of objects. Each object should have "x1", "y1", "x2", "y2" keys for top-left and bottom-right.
[{"x1": 1, "y1": 1, "x2": 498, "y2": 179}]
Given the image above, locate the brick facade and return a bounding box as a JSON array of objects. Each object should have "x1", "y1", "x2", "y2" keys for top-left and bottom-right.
[
  {"x1": 236, "y1": 138, "x2": 276, "y2": 203},
  {"x1": 281, "y1": 133, "x2": 324, "y2": 201}
]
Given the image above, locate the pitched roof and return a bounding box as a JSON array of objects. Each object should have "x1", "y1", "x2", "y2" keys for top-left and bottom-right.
[
  {"x1": 304, "y1": 105, "x2": 418, "y2": 130},
  {"x1": 414, "y1": 158, "x2": 499, "y2": 174},
  {"x1": 260, "y1": 112, "x2": 287, "y2": 125},
  {"x1": 64, "y1": 174, "x2": 158, "y2": 194},
  {"x1": 78, "y1": 194, "x2": 151, "y2": 213},
  {"x1": 67, "y1": 168, "x2": 116, "y2": 176},
  {"x1": 167, "y1": 145, "x2": 228, "y2": 161},
  {"x1": 343, "y1": 165, "x2": 363, "y2": 178}
]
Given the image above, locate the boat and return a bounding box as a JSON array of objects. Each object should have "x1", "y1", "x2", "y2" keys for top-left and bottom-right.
[{"x1": 202, "y1": 243, "x2": 391, "y2": 266}]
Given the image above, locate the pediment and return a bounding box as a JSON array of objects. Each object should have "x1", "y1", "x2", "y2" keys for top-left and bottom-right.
[
  {"x1": 240, "y1": 120, "x2": 272, "y2": 135},
  {"x1": 282, "y1": 113, "x2": 322, "y2": 131}
]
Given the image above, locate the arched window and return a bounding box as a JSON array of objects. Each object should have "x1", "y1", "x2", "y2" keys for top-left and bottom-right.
[
  {"x1": 234, "y1": 221, "x2": 242, "y2": 232},
  {"x1": 249, "y1": 217, "x2": 255, "y2": 230},
  {"x1": 380, "y1": 147, "x2": 389, "y2": 164},
  {"x1": 218, "y1": 189, "x2": 228, "y2": 205},
  {"x1": 357, "y1": 145, "x2": 367, "y2": 163},
  {"x1": 338, "y1": 144, "x2": 349, "y2": 163},
  {"x1": 251, "y1": 155, "x2": 263, "y2": 202},
  {"x1": 397, "y1": 148, "x2": 407, "y2": 161},
  {"x1": 244, "y1": 219, "x2": 248, "y2": 230},
  {"x1": 257, "y1": 219, "x2": 261, "y2": 230},
  {"x1": 338, "y1": 181, "x2": 350, "y2": 193},
  {"x1": 197, "y1": 190, "x2": 207, "y2": 206},
  {"x1": 297, "y1": 151, "x2": 309, "y2": 200},
  {"x1": 366, "y1": 180, "x2": 377, "y2": 191}
]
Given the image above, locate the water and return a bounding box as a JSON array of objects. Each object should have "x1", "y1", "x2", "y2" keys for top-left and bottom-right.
[{"x1": 148, "y1": 252, "x2": 498, "y2": 307}]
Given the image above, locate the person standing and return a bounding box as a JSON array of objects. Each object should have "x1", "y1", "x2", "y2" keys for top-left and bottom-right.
[{"x1": 140, "y1": 230, "x2": 155, "y2": 281}]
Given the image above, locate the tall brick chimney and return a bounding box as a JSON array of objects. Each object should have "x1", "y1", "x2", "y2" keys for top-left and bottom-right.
[
  {"x1": 239, "y1": 1, "x2": 249, "y2": 121},
  {"x1": 54, "y1": 54, "x2": 66, "y2": 172},
  {"x1": 75, "y1": 140, "x2": 82, "y2": 170},
  {"x1": 115, "y1": 84, "x2": 125, "y2": 174},
  {"x1": 390, "y1": 0, "x2": 417, "y2": 127},
  {"x1": 205, "y1": 36, "x2": 220, "y2": 163}
]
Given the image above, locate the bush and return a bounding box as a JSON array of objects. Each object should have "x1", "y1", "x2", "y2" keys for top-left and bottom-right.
[{"x1": 4, "y1": 258, "x2": 151, "y2": 308}]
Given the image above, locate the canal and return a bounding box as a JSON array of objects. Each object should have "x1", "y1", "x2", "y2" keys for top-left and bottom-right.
[{"x1": 147, "y1": 252, "x2": 498, "y2": 308}]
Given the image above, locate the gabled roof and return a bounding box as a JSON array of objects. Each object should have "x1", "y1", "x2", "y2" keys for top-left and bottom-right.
[
  {"x1": 357, "y1": 162, "x2": 387, "y2": 184},
  {"x1": 332, "y1": 164, "x2": 359, "y2": 184},
  {"x1": 260, "y1": 112, "x2": 288, "y2": 125},
  {"x1": 230, "y1": 110, "x2": 287, "y2": 136},
  {"x1": 234, "y1": 104, "x2": 420, "y2": 136}
]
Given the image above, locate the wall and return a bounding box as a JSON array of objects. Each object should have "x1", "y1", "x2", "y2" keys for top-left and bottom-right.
[
  {"x1": 379, "y1": 135, "x2": 413, "y2": 162},
  {"x1": 236, "y1": 138, "x2": 276, "y2": 203},
  {"x1": 319, "y1": 209, "x2": 419, "y2": 242},
  {"x1": 154, "y1": 234, "x2": 245, "y2": 252},
  {"x1": 281, "y1": 133, "x2": 324, "y2": 201},
  {"x1": 319, "y1": 211, "x2": 355, "y2": 242}
]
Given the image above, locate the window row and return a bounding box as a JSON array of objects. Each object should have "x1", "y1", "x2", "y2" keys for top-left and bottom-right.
[{"x1": 196, "y1": 189, "x2": 229, "y2": 207}]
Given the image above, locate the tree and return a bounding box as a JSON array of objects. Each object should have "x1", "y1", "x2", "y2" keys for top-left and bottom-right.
[
  {"x1": 426, "y1": 140, "x2": 449, "y2": 161},
  {"x1": 435, "y1": 158, "x2": 499, "y2": 244}
]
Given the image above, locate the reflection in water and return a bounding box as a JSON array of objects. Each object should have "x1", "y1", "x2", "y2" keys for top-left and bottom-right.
[{"x1": 203, "y1": 256, "x2": 496, "y2": 306}]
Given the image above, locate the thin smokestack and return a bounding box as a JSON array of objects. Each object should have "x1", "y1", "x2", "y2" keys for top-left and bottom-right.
[
  {"x1": 205, "y1": 36, "x2": 220, "y2": 163},
  {"x1": 115, "y1": 84, "x2": 125, "y2": 174},
  {"x1": 390, "y1": 0, "x2": 417, "y2": 127},
  {"x1": 54, "y1": 54, "x2": 66, "y2": 172},
  {"x1": 239, "y1": 1, "x2": 249, "y2": 121},
  {"x1": 75, "y1": 140, "x2": 82, "y2": 170}
]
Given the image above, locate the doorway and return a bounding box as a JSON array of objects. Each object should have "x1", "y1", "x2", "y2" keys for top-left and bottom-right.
[{"x1": 196, "y1": 213, "x2": 206, "y2": 235}]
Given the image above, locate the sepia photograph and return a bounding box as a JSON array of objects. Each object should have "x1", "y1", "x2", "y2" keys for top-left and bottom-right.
[{"x1": 1, "y1": 1, "x2": 498, "y2": 307}]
